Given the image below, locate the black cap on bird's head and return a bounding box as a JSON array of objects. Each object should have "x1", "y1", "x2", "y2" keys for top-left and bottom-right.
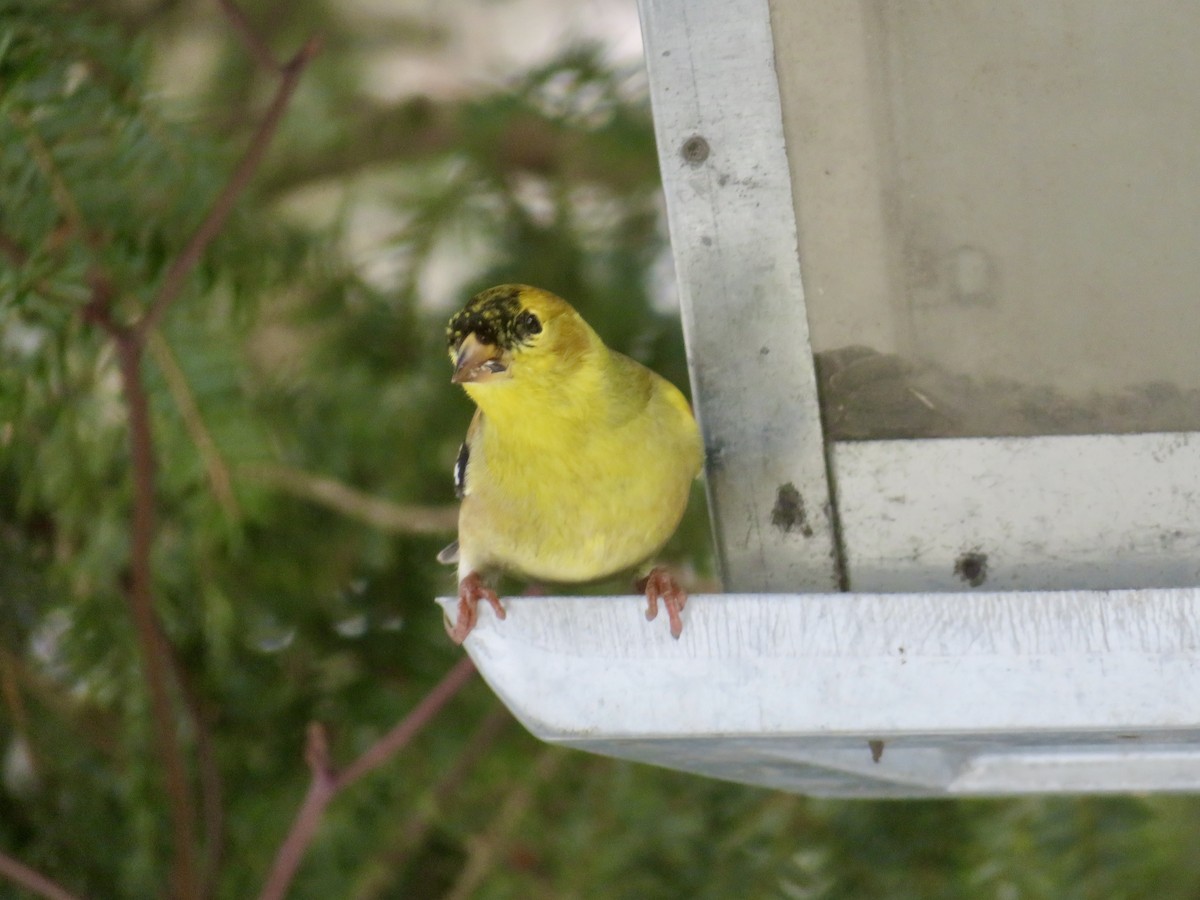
[{"x1": 446, "y1": 285, "x2": 548, "y2": 384}]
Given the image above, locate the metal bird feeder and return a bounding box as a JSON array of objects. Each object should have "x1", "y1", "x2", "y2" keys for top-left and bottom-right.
[{"x1": 440, "y1": 0, "x2": 1200, "y2": 795}]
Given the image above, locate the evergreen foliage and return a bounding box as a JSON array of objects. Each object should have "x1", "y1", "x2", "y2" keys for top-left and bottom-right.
[{"x1": 3, "y1": 2, "x2": 1200, "y2": 898}]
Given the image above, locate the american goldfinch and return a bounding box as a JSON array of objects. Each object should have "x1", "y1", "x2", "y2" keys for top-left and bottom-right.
[{"x1": 438, "y1": 284, "x2": 703, "y2": 643}]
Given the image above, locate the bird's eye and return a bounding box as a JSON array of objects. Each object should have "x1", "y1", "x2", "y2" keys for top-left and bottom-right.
[{"x1": 515, "y1": 310, "x2": 542, "y2": 340}]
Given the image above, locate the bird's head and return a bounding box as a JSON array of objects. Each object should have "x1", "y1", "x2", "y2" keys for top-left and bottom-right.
[{"x1": 446, "y1": 284, "x2": 595, "y2": 389}]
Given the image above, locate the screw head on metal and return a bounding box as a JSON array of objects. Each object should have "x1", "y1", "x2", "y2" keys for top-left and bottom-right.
[{"x1": 681, "y1": 135, "x2": 710, "y2": 165}]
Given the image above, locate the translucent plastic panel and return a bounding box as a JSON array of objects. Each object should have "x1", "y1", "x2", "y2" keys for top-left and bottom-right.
[{"x1": 771, "y1": 1, "x2": 1200, "y2": 438}]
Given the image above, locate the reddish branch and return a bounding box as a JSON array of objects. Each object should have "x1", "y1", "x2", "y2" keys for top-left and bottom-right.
[
  {"x1": 0, "y1": 852, "x2": 83, "y2": 900},
  {"x1": 123, "y1": 327, "x2": 205, "y2": 898},
  {"x1": 154, "y1": 615, "x2": 228, "y2": 888},
  {"x1": 136, "y1": 35, "x2": 320, "y2": 340},
  {"x1": 81, "y1": 274, "x2": 203, "y2": 900},
  {"x1": 257, "y1": 656, "x2": 479, "y2": 900},
  {"x1": 214, "y1": 0, "x2": 285, "y2": 73}
]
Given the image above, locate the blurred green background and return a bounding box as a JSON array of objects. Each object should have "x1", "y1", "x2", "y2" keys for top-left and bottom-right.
[{"x1": 4, "y1": 1, "x2": 1200, "y2": 897}]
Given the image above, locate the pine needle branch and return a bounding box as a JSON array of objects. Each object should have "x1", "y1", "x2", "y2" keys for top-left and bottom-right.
[
  {"x1": 443, "y1": 746, "x2": 566, "y2": 900},
  {"x1": 73, "y1": 5, "x2": 322, "y2": 894},
  {"x1": 147, "y1": 332, "x2": 242, "y2": 522},
  {"x1": 238, "y1": 463, "x2": 458, "y2": 534}
]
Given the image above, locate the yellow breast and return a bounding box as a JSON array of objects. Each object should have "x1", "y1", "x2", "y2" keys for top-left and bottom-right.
[{"x1": 458, "y1": 348, "x2": 702, "y2": 582}]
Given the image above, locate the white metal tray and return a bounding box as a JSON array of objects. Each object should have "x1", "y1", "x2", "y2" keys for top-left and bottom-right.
[{"x1": 439, "y1": 589, "x2": 1200, "y2": 796}]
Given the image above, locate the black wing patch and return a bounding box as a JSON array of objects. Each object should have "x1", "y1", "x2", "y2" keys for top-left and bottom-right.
[{"x1": 453, "y1": 441, "x2": 469, "y2": 498}]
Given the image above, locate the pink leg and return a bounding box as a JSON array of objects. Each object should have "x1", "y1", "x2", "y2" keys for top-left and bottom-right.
[
  {"x1": 446, "y1": 572, "x2": 506, "y2": 644},
  {"x1": 636, "y1": 567, "x2": 688, "y2": 639}
]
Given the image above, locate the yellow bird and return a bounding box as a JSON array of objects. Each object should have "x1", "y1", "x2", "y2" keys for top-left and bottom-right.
[{"x1": 439, "y1": 284, "x2": 703, "y2": 643}]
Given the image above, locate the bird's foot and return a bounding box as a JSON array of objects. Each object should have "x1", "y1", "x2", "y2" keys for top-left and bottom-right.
[
  {"x1": 446, "y1": 572, "x2": 506, "y2": 644},
  {"x1": 637, "y1": 566, "x2": 688, "y2": 639}
]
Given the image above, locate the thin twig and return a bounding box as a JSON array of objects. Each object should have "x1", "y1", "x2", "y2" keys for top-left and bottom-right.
[
  {"x1": 337, "y1": 656, "x2": 478, "y2": 789},
  {"x1": 186, "y1": 687, "x2": 226, "y2": 899},
  {"x1": 136, "y1": 35, "x2": 321, "y2": 340},
  {"x1": 0, "y1": 849, "x2": 85, "y2": 900},
  {"x1": 151, "y1": 615, "x2": 227, "y2": 899},
  {"x1": 258, "y1": 656, "x2": 478, "y2": 900},
  {"x1": 214, "y1": 0, "x2": 283, "y2": 72},
  {"x1": 148, "y1": 332, "x2": 242, "y2": 521},
  {"x1": 238, "y1": 463, "x2": 458, "y2": 535},
  {"x1": 8, "y1": 109, "x2": 88, "y2": 240},
  {"x1": 115, "y1": 333, "x2": 203, "y2": 900},
  {"x1": 256, "y1": 725, "x2": 338, "y2": 900},
  {"x1": 84, "y1": 273, "x2": 202, "y2": 900}
]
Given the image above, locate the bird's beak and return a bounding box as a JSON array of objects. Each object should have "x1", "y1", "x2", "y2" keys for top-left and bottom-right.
[{"x1": 452, "y1": 333, "x2": 509, "y2": 384}]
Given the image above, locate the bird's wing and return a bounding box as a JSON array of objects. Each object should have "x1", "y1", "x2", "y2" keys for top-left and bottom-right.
[
  {"x1": 454, "y1": 409, "x2": 484, "y2": 499},
  {"x1": 438, "y1": 411, "x2": 483, "y2": 566},
  {"x1": 453, "y1": 442, "x2": 469, "y2": 499}
]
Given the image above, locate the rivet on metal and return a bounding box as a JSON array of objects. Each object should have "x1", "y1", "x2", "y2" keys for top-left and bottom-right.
[{"x1": 681, "y1": 135, "x2": 710, "y2": 165}]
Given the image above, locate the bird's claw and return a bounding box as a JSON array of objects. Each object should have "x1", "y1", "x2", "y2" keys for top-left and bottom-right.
[
  {"x1": 637, "y1": 566, "x2": 688, "y2": 639},
  {"x1": 446, "y1": 572, "x2": 506, "y2": 644}
]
